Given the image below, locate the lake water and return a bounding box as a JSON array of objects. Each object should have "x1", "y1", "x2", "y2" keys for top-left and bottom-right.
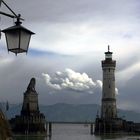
[{"x1": 14, "y1": 123, "x2": 140, "y2": 140}]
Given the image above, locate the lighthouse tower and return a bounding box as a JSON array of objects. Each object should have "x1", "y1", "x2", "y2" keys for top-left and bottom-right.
[
  {"x1": 101, "y1": 46, "x2": 117, "y2": 119},
  {"x1": 94, "y1": 46, "x2": 135, "y2": 134}
]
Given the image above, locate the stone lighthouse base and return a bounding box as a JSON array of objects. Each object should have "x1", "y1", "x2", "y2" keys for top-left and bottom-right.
[{"x1": 94, "y1": 117, "x2": 140, "y2": 135}]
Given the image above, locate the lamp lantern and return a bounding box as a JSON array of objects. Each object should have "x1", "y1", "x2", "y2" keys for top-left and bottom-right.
[{"x1": 2, "y1": 15, "x2": 35, "y2": 55}]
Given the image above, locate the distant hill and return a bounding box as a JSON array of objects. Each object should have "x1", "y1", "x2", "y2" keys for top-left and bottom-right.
[
  {"x1": 3, "y1": 103, "x2": 140, "y2": 123},
  {"x1": 40, "y1": 103, "x2": 100, "y2": 122}
]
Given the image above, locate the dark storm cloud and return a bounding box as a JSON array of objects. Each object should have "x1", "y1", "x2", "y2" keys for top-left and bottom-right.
[
  {"x1": 1, "y1": 0, "x2": 140, "y2": 112},
  {"x1": 117, "y1": 73, "x2": 140, "y2": 112},
  {"x1": 2, "y1": 0, "x2": 140, "y2": 23},
  {"x1": 0, "y1": 50, "x2": 140, "y2": 111},
  {"x1": 2, "y1": 0, "x2": 140, "y2": 56}
]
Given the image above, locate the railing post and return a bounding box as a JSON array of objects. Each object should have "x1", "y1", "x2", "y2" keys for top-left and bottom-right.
[
  {"x1": 90, "y1": 123, "x2": 94, "y2": 135},
  {"x1": 49, "y1": 122, "x2": 52, "y2": 137}
]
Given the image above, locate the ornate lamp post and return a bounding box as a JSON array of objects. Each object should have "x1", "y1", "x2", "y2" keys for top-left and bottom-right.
[{"x1": 0, "y1": 0, "x2": 35, "y2": 55}]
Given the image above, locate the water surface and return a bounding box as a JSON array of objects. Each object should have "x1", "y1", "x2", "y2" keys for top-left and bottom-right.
[{"x1": 14, "y1": 123, "x2": 140, "y2": 140}]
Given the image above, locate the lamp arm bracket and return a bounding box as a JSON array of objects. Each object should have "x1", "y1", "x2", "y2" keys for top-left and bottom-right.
[
  {"x1": 0, "y1": 11, "x2": 15, "y2": 18},
  {"x1": 0, "y1": 0, "x2": 24, "y2": 21}
]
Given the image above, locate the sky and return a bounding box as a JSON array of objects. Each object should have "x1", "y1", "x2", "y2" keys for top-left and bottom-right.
[{"x1": 0, "y1": 0, "x2": 140, "y2": 112}]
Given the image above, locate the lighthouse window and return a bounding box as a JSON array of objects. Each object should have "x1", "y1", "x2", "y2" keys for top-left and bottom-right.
[
  {"x1": 109, "y1": 84, "x2": 110, "y2": 88},
  {"x1": 109, "y1": 68, "x2": 110, "y2": 72}
]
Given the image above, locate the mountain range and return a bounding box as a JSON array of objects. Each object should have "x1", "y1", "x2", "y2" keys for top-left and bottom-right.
[{"x1": 2, "y1": 103, "x2": 140, "y2": 123}]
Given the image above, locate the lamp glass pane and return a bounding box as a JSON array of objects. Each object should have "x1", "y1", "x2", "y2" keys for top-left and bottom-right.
[
  {"x1": 5, "y1": 30, "x2": 19, "y2": 50},
  {"x1": 106, "y1": 54, "x2": 112, "y2": 59},
  {"x1": 20, "y1": 30, "x2": 31, "y2": 51}
]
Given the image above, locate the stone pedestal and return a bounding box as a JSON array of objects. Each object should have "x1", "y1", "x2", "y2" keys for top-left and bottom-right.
[{"x1": 10, "y1": 78, "x2": 47, "y2": 135}]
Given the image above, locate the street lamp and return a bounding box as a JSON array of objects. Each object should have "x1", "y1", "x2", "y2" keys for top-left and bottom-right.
[
  {"x1": 0, "y1": 0, "x2": 35, "y2": 55},
  {"x1": 2, "y1": 14, "x2": 34, "y2": 55}
]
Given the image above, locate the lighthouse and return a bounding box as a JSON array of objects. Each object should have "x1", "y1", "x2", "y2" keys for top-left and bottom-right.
[
  {"x1": 88, "y1": 46, "x2": 140, "y2": 134},
  {"x1": 94, "y1": 46, "x2": 126, "y2": 134},
  {"x1": 101, "y1": 46, "x2": 117, "y2": 119}
]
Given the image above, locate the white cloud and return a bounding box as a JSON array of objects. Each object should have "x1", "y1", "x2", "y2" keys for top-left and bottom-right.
[
  {"x1": 96, "y1": 80, "x2": 102, "y2": 88},
  {"x1": 42, "y1": 68, "x2": 119, "y2": 95},
  {"x1": 115, "y1": 88, "x2": 119, "y2": 95},
  {"x1": 42, "y1": 73, "x2": 61, "y2": 90},
  {"x1": 42, "y1": 68, "x2": 102, "y2": 94}
]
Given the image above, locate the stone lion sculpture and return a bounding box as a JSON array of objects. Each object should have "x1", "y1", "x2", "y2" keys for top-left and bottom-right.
[{"x1": 27, "y1": 78, "x2": 36, "y2": 92}]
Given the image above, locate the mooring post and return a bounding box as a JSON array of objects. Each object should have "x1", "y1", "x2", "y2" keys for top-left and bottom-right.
[
  {"x1": 90, "y1": 123, "x2": 94, "y2": 135},
  {"x1": 49, "y1": 122, "x2": 52, "y2": 137},
  {"x1": 45, "y1": 122, "x2": 48, "y2": 136}
]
